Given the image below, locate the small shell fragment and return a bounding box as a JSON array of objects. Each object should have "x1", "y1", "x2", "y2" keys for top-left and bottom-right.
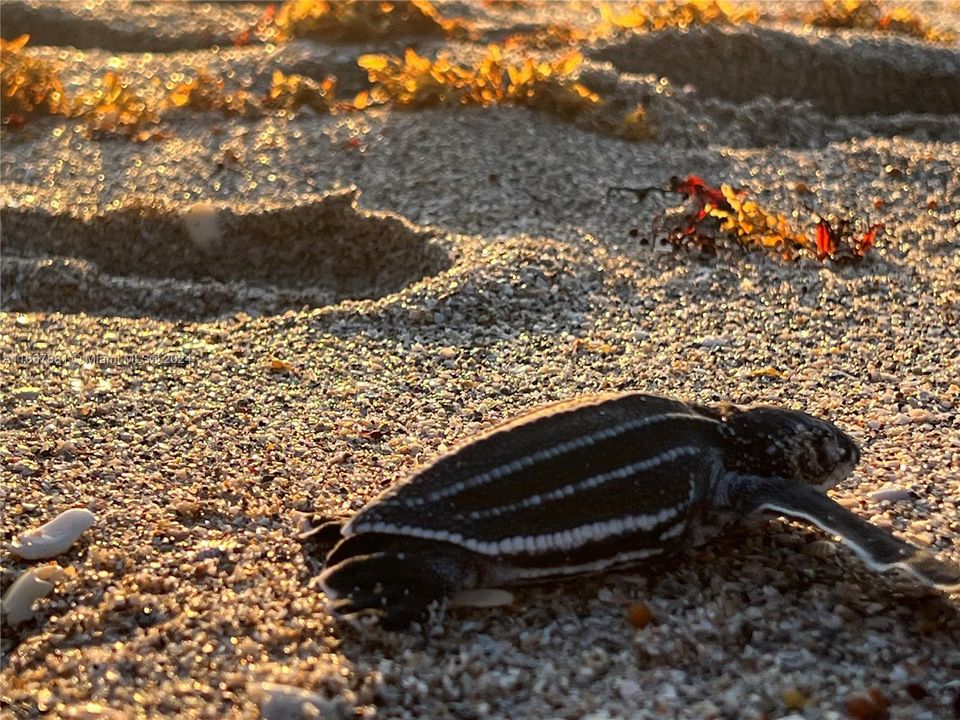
[
  {"x1": 62, "y1": 702, "x2": 127, "y2": 720},
  {"x1": 448, "y1": 588, "x2": 515, "y2": 608},
  {"x1": 173, "y1": 500, "x2": 201, "y2": 516},
  {"x1": 11, "y1": 507, "x2": 95, "y2": 560},
  {"x1": 1, "y1": 564, "x2": 69, "y2": 623},
  {"x1": 250, "y1": 681, "x2": 349, "y2": 720},
  {"x1": 181, "y1": 202, "x2": 221, "y2": 251},
  {"x1": 782, "y1": 687, "x2": 808, "y2": 710},
  {"x1": 697, "y1": 336, "x2": 733, "y2": 349},
  {"x1": 12, "y1": 386, "x2": 41, "y2": 400},
  {"x1": 802, "y1": 540, "x2": 839, "y2": 559},
  {"x1": 868, "y1": 485, "x2": 912, "y2": 503},
  {"x1": 626, "y1": 601, "x2": 655, "y2": 629},
  {"x1": 843, "y1": 689, "x2": 890, "y2": 720}
]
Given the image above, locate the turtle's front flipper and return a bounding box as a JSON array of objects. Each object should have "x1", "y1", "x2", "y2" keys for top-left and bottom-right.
[
  {"x1": 736, "y1": 477, "x2": 960, "y2": 591},
  {"x1": 319, "y1": 534, "x2": 482, "y2": 630}
]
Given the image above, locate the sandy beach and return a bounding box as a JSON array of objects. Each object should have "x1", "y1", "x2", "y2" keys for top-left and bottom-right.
[{"x1": 2, "y1": 1, "x2": 960, "y2": 718}]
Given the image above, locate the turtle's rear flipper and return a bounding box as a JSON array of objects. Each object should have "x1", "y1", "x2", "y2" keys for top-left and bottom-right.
[
  {"x1": 319, "y1": 535, "x2": 481, "y2": 630},
  {"x1": 741, "y1": 478, "x2": 960, "y2": 591}
]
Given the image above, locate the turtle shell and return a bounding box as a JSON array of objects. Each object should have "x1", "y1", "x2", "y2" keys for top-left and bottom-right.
[{"x1": 345, "y1": 392, "x2": 726, "y2": 575}]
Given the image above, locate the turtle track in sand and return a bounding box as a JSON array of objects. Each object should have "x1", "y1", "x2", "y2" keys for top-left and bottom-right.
[{"x1": 0, "y1": 189, "x2": 451, "y2": 319}]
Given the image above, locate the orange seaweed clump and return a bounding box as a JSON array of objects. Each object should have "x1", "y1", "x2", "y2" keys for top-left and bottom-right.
[
  {"x1": 1, "y1": 34, "x2": 70, "y2": 120},
  {"x1": 263, "y1": 70, "x2": 337, "y2": 115},
  {"x1": 1, "y1": 34, "x2": 339, "y2": 137},
  {"x1": 270, "y1": 0, "x2": 468, "y2": 42},
  {"x1": 806, "y1": 0, "x2": 954, "y2": 42},
  {"x1": 1, "y1": 35, "x2": 164, "y2": 139},
  {"x1": 75, "y1": 71, "x2": 163, "y2": 139},
  {"x1": 875, "y1": 6, "x2": 955, "y2": 42},
  {"x1": 707, "y1": 183, "x2": 805, "y2": 258},
  {"x1": 597, "y1": 0, "x2": 759, "y2": 33},
  {"x1": 357, "y1": 46, "x2": 600, "y2": 113},
  {"x1": 611, "y1": 175, "x2": 882, "y2": 262},
  {"x1": 167, "y1": 70, "x2": 253, "y2": 116},
  {"x1": 165, "y1": 68, "x2": 336, "y2": 118},
  {"x1": 502, "y1": 24, "x2": 587, "y2": 50},
  {"x1": 661, "y1": 175, "x2": 808, "y2": 259},
  {"x1": 502, "y1": 1, "x2": 759, "y2": 49},
  {"x1": 356, "y1": 46, "x2": 656, "y2": 139}
]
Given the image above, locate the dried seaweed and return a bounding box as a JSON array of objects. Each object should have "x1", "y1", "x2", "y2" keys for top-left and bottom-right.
[
  {"x1": 357, "y1": 46, "x2": 600, "y2": 113},
  {"x1": 597, "y1": 0, "x2": 759, "y2": 33},
  {"x1": 1, "y1": 34, "x2": 70, "y2": 121},
  {"x1": 0, "y1": 35, "x2": 339, "y2": 136},
  {"x1": 813, "y1": 215, "x2": 883, "y2": 261},
  {"x1": 610, "y1": 175, "x2": 883, "y2": 262},
  {"x1": 354, "y1": 46, "x2": 654, "y2": 140},
  {"x1": 167, "y1": 70, "x2": 254, "y2": 116},
  {"x1": 806, "y1": 0, "x2": 954, "y2": 42},
  {"x1": 503, "y1": 0, "x2": 760, "y2": 49},
  {"x1": 263, "y1": 70, "x2": 337, "y2": 115},
  {"x1": 268, "y1": 0, "x2": 468, "y2": 43},
  {"x1": 75, "y1": 71, "x2": 163, "y2": 139}
]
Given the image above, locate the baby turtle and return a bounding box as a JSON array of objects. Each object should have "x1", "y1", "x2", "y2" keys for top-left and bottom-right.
[{"x1": 305, "y1": 393, "x2": 959, "y2": 629}]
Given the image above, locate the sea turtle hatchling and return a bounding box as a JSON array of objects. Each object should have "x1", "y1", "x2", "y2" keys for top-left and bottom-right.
[{"x1": 303, "y1": 393, "x2": 960, "y2": 629}]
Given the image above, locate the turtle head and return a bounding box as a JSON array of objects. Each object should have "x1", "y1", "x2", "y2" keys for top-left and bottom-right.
[{"x1": 721, "y1": 406, "x2": 860, "y2": 490}]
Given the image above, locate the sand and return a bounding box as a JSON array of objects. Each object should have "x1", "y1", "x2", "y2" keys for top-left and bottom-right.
[{"x1": 2, "y1": 2, "x2": 960, "y2": 718}]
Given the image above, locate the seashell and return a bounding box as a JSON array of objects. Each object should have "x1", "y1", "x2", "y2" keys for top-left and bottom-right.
[
  {"x1": 869, "y1": 485, "x2": 912, "y2": 503},
  {"x1": 250, "y1": 681, "x2": 349, "y2": 720},
  {"x1": 696, "y1": 336, "x2": 733, "y2": 349},
  {"x1": 12, "y1": 386, "x2": 41, "y2": 400},
  {"x1": 62, "y1": 702, "x2": 127, "y2": 719},
  {"x1": 802, "y1": 540, "x2": 839, "y2": 559},
  {"x1": 782, "y1": 687, "x2": 808, "y2": 710},
  {"x1": 11, "y1": 507, "x2": 95, "y2": 560},
  {"x1": 2, "y1": 564, "x2": 69, "y2": 623},
  {"x1": 181, "y1": 202, "x2": 221, "y2": 252},
  {"x1": 844, "y1": 689, "x2": 889, "y2": 720},
  {"x1": 448, "y1": 588, "x2": 515, "y2": 608}
]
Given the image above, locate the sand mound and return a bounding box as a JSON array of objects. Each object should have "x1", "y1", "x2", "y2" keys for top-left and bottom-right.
[
  {"x1": 0, "y1": 0, "x2": 260, "y2": 52},
  {"x1": 593, "y1": 25, "x2": 960, "y2": 116}
]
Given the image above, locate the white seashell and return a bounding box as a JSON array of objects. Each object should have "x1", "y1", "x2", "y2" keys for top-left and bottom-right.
[
  {"x1": 2, "y1": 564, "x2": 69, "y2": 623},
  {"x1": 11, "y1": 507, "x2": 95, "y2": 560},
  {"x1": 448, "y1": 588, "x2": 515, "y2": 608},
  {"x1": 12, "y1": 386, "x2": 41, "y2": 400},
  {"x1": 869, "y1": 485, "x2": 912, "y2": 503},
  {"x1": 697, "y1": 336, "x2": 733, "y2": 349},
  {"x1": 62, "y1": 702, "x2": 127, "y2": 719},
  {"x1": 181, "y1": 202, "x2": 221, "y2": 252},
  {"x1": 250, "y1": 681, "x2": 349, "y2": 720}
]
